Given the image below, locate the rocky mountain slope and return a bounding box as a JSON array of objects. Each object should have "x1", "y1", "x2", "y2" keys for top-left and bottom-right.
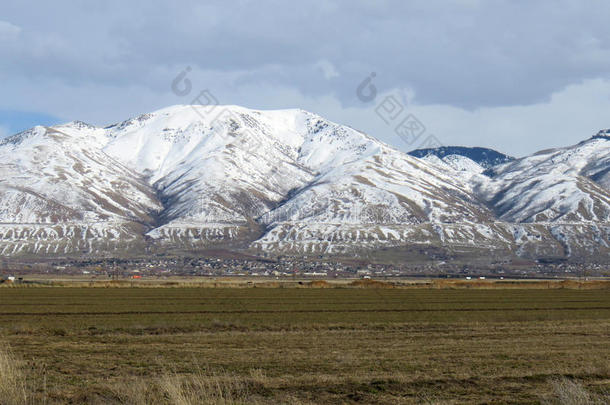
[{"x1": 0, "y1": 105, "x2": 608, "y2": 263}]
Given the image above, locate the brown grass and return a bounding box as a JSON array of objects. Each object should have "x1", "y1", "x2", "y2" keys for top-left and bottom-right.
[
  {"x1": 306, "y1": 280, "x2": 331, "y2": 288},
  {"x1": 0, "y1": 288, "x2": 607, "y2": 403},
  {"x1": 78, "y1": 373, "x2": 258, "y2": 405},
  {"x1": 3, "y1": 277, "x2": 608, "y2": 290},
  {"x1": 348, "y1": 279, "x2": 395, "y2": 288},
  {"x1": 431, "y1": 279, "x2": 610, "y2": 290},
  {"x1": 0, "y1": 345, "x2": 28, "y2": 405},
  {"x1": 543, "y1": 377, "x2": 610, "y2": 405}
]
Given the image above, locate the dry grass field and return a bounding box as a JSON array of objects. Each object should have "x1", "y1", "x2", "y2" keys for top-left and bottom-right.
[{"x1": 0, "y1": 283, "x2": 608, "y2": 404}]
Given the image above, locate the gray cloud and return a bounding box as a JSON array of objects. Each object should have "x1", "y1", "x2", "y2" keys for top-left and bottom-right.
[{"x1": 5, "y1": 1, "x2": 610, "y2": 106}]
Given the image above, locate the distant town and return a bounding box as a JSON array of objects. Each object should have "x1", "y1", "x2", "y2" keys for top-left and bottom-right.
[{"x1": 1, "y1": 255, "x2": 606, "y2": 280}]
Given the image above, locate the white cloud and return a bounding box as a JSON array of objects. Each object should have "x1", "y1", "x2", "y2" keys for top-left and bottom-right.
[{"x1": 0, "y1": 20, "x2": 21, "y2": 40}]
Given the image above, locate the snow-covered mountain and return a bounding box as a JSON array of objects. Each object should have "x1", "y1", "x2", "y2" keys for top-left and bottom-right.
[
  {"x1": 476, "y1": 135, "x2": 610, "y2": 223},
  {"x1": 0, "y1": 123, "x2": 160, "y2": 224},
  {"x1": 0, "y1": 105, "x2": 608, "y2": 263}
]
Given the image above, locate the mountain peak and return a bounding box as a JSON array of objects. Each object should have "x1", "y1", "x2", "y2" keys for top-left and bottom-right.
[
  {"x1": 592, "y1": 129, "x2": 610, "y2": 141},
  {"x1": 0, "y1": 125, "x2": 47, "y2": 147},
  {"x1": 61, "y1": 120, "x2": 97, "y2": 130}
]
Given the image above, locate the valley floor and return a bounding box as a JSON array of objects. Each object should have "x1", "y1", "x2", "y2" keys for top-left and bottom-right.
[{"x1": 0, "y1": 287, "x2": 608, "y2": 404}]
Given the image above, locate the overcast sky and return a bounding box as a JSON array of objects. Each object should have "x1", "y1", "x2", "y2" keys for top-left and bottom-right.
[{"x1": 1, "y1": 0, "x2": 610, "y2": 156}]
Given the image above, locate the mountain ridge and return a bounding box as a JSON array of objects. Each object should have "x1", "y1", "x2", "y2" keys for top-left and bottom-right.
[{"x1": 408, "y1": 146, "x2": 515, "y2": 169}]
